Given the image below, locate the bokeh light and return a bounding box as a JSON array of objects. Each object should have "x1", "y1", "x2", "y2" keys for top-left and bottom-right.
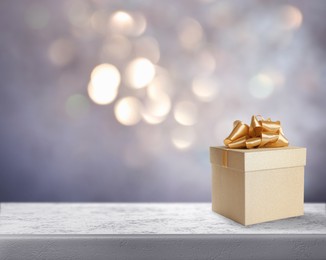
[
  {"x1": 109, "y1": 11, "x2": 146, "y2": 36},
  {"x1": 178, "y1": 17, "x2": 204, "y2": 51},
  {"x1": 109, "y1": 11, "x2": 134, "y2": 34},
  {"x1": 130, "y1": 12, "x2": 147, "y2": 36},
  {"x1": 260, "y1": 69, "x2": 285, "y2": 88},
  {"x1": 147, "y1": 68, "x2": 174, "y2": 97},
  {"x1": 173, "y1": 101, "x2": 198, "y2": 126},
  {"x1": 280, "y1": 5, "x2": 303, "y2": 30},
  {"x1": 192, "y1": 76, "x2": 219, "y2": 102},
  {"x1": 171, "y1": 126, "x2": 196, "y2": 150},
  {"x1": 141, "y1": 91, "x2": 171, "y2": 124},
  {"x1": 88, "y1": 64, "x2": 121, "y2": 105},
  {"x1": 125, "y1": 58, "x2": 156, "y2": 89},
  {"x1": 114, "y1": 97, "x2": 142, "y2": 126},
  {"x1": 144, "y1": 92, "x2": 171, "y2": 118},
  {"x1": 249, "y1": 74, "x2": 274, "y2": 99}
]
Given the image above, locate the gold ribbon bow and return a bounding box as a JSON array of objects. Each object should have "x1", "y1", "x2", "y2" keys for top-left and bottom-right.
[{"x1": 224, "y1": 115, "x2": 289, "y2": 149}]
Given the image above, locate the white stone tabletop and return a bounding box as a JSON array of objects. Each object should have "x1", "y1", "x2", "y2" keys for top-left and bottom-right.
[
  {"x1": 0, "y1": 203, "x2": 325, "y2": 235},
  {"x1": 0, "y1": 203, "x2": 325, "y2": 259}
]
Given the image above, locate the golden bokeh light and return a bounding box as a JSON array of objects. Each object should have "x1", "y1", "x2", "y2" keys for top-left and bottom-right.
[
  {"x1": 109, "y1": 11, "x2": 134, "y2": 34},
  {"x1": 91, "y1": 63, "x2": 121, "y2": 90},
  {"x1": 88, "y1": 63, "x2": 121, "y2": 105},
  {"x1": 144, "y1": 92, "x2": 171, "y2": 118},
  {"x1": 144, "y1": 92, "x2": 171, "y2": 117},
  {"x1": 280, "y1": 5, "x2": 303, "y2": 30},
  {"x1": 142, "y1": 112, "x2": 166, "y2": 125},
  {"x1": 109, "y1": 11, "x2": 146, "y2": 36},
  {"x1": 126, "y1": 58, "x2": 156, "y2": 89},
  {"x1": 171, "y1": 126, "x2": 195, "y2": 150},
  {"x1": 173, "y1": 101, "x2": 198, "y2": 126},
  {"x1": 87, "y1": 82, "x2": 118, "y2": 105},
  {"x1": 192, "y1": 76, "x2": 219, "y2": 102},
  {"x1": 178, "y1": 17, "x2": 204, "y2": 51},
  {"x1": 249, "y1": 74, "x2": 274, "y2": 99},
  {"x1": 141, "y1": 91, "x2": 171, "y2": 125},
  {"x1": 131, "y1": 12, "x2": 147, "y2": 36},
  {"x1": 114, "y1": 97, "x2": 142, "y2": 126},
  {"x1": 147, "y1": 68, "x2": 174, "y2": 97}
]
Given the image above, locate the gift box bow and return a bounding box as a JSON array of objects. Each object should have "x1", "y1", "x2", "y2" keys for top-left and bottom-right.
[{"x1": 224, "y1": 115, "x2": 289, "y2": 149}]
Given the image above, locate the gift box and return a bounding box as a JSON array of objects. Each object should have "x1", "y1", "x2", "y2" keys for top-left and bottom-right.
[{"x1": 210, "y1": 146, "x2": 306, "y2": 225}]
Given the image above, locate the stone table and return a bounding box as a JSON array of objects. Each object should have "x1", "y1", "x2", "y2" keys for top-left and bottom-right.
[{"x1": 0, "y1": 203, "x2": 325, "y2": 259}]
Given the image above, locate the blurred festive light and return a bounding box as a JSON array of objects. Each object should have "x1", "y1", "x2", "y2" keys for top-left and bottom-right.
[
  {"x1": 91, "y1": 63, "x2": 121, "y2": 90},
  {"x1": 142, "y1": 74, "x2": 171, "y2": 124},
  {"x1": 173, "y1": 101, "x2": 198, "y2": 126},
  {"x1": 178, "y1": 17, "x2": 204, "y2": 51},
  {"x1": 48, "y1": 38, "x2": 75, "y2": 66},
  {"x1": 142, "y1": 112, "x2": 166, "y2": 125},
  {"x1": 65, "y1": 94, "x2": 90, "y2": 119},
  {"x1": 126, "y1": 58, "x2": 156, "y2": 89},
  {"x1": 192, "y1": 76, "x2": 219, "y2": 102},
  {"x1": 144, "y1": 92, "x2": 171, "y2": 117},
  {"x1": 88, "y1": 63, "x2": 121, "y2": 105},
  {"x1": 109, "y1": 11, "x2": 134, "y2": 34},
  {"x1": 261, "y1": 69, "x2": 285, "y2": 88},
  {"x1": 147, "y1": 67, "x2": 174, "y2": 97},
  {"x1": 134, "y1": 36, "x2": 160, "y2": 64},
  {"x1": 114, "y1": 97, "x2": 142, "y2": 126},
  {"x1": 171, "y1": 126, "x2": 196, "y2": 150},
  {"x1": 280, "y1": 5, "x2": 303, "y2": 30},
  {"x1": 109, "y1": 11, "x2": 146, "y2": 36},
  {"x1": 87, "y1": 82, "x2": 118, "y2": 105},
  {"x1": 249, "y1": 74, "x2": 274, "y2": 99},
  {"x1": 102, "y1": 35, "x2": 132, "y2": 60},
  {"x1": 131, "y1": 12, "x2": 147, "y2": 36},
  {"x1": 24, "y1": 4, "x2": 50, "y2": 30}
]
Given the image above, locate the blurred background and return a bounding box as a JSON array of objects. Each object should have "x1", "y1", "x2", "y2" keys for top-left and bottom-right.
[{"x1": 0, "y1": 0, "x2": 325, "y2": 202}]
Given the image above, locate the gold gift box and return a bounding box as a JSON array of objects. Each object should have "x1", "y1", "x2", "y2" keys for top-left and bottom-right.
[{"x1": 210, "y1": 146, "x2": 306, "y2": 226}]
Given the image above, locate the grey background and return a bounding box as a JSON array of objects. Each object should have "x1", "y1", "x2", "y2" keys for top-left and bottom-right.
[{"x1": 0, "y1": 0, "x2": 325, "y2": 202}]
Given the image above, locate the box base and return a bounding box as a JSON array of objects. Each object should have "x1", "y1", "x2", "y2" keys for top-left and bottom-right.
[{"x1": 211, "y1": 165, "x2": 304, "y2": 226}]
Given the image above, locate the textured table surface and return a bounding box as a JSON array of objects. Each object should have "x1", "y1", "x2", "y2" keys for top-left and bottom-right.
[
  {"x1": 0, "y1": 203, "x2": 325, "y2": 234},
  {"x1": 0, "y1": 203, "x2": 325, "y2": 260}
]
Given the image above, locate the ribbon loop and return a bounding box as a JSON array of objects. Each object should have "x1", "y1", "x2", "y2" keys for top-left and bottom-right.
[
  {"x1": 223, "y1": 121, "x2": 249, "y2": 146},
  {"x1": 224, "y1": 115, "x2": 289, "y2": 149}
]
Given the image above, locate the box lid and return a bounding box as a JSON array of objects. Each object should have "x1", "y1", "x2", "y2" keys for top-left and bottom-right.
[{"x1": 210, "y1": 146, "x2": 306, "y2": 172}]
